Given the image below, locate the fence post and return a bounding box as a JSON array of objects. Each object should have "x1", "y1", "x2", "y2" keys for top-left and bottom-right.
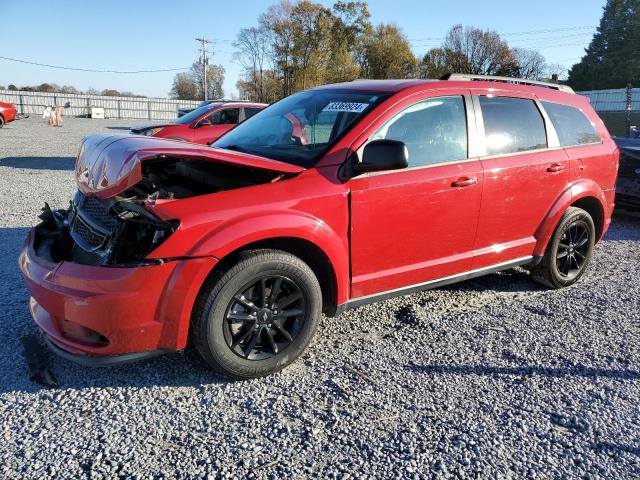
[
  {"x1": 118, "y1": 100, "x2": 122, "y2": 119},
  {"x1": 19, "y1": 94, "x2": 24, "y2": 115},
  {"x1": 147, "y1": 100, "x2": 151, "y2": 120},
  {"x1": 86, "y1": 97, "x2": 90, "y2": 117},
  {"x1": 626, "y1": 83, "x2": 633, "y2": 138}
]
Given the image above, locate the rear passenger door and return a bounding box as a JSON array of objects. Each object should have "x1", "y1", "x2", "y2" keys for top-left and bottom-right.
[{"x1": 471, "y1": 92, "x2": 569, "y2": 270}]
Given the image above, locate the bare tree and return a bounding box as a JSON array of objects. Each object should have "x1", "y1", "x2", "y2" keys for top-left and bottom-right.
[
  {"x1": 512, "y1": 48, "x2": 547, "y2": 79},
  {"x1": 442, "y1": 25, "x2": 516, "y2": 76},
  {"x1": 234, "y1": 26, "x2": 271, "y2": 101}
]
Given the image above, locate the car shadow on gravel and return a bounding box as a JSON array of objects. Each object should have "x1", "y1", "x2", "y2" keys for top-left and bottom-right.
[
  {"x1": 0, "y1": 156, "x2": 75, "y2": 171},
  {"x1": 405, "y1": 363, "x2": 640, "y2": 381},
  {"x1": 451, "y1": 268, "x2": 543, "y2": 294},
  {"x1": 105, "y1": 126, "x2": 131, "y2": 130}
]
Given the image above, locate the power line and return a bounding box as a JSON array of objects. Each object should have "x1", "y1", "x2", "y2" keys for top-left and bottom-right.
[{"x1": 0, "y1": 55, "x2": 190, "y2": 74}]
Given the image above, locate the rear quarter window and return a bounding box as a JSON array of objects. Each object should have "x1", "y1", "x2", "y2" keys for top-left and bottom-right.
[{"x1": 541, "y1": 101, "x2": 601, "y2": 147}]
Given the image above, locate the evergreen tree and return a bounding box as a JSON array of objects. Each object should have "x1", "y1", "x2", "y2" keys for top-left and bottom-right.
[{"x1": 568, "y1": 0, "x2": 640, "y2": 90}]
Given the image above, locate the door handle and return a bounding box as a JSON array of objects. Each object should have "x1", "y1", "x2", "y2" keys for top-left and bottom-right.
[
  {"x1": 451, "y1": 177, "x2": 478, "y2": 188},
  {"x1": 546, "y1": 163, "x2": 565, "y2": 173}
]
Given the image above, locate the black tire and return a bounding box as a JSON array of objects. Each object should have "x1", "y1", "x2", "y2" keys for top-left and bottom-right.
[
  {"x1": 531, "y1": 206, "x2": 595, "y2": 289},
  {"x1": 191, "y1": 249, "x2": 322, "y2": 379},
  {"x1": 0, "y1": 115, "x2": 4, "y2": 128}
]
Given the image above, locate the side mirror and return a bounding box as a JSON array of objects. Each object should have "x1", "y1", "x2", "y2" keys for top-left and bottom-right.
[
  {"x1": 356, "y1": 139, "x2": 409, "y2": 173},
  {"x1": 197, "y1": 118, "x2": 212, "y2": 127}
]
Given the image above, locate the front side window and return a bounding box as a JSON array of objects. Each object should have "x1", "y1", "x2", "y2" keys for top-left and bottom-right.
[
  {"x1": 213, "y1": 89, "x2": 389, "y2": 167},
  {"x1": 370, "y1": 96, "x2": 468, "y2": 167},
  {"x1": 541, "y1": 101, "x2": 601, "y2": 146},
  {"x1": 479, "y1": 96, "x2": 547, "y2": 156},
  {"x1": 208, "y1": 108, "x2": 240, "y2": 125}
]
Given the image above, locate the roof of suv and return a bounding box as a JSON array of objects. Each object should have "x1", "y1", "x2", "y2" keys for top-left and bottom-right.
[{"x1": 315, "y1": 75, "x2": 574, "y2": 96}]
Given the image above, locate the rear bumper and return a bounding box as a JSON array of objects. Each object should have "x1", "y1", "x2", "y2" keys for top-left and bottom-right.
[{"x1": 19, "y1": 229, "x2": 217, "y2": 360}]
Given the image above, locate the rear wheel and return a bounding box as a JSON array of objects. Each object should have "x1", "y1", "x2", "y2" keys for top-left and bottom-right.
[
  {"x1": 191, "y1": 249, "x2": 322, "y2": 379},
  {"x1": 0, "y1": 115, "x2": 5, "y2": 128},
  {"x1": 531, "y1": 207, "x2": 595, "y2": 289}
]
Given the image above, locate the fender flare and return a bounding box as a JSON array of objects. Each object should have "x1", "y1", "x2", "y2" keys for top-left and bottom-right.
[
  {"x1": 186, "y1": 212, "x2": 350, "y2": 305},
  {"x1": 533, "y1": 179, "x2": 607, "y2": 256}
]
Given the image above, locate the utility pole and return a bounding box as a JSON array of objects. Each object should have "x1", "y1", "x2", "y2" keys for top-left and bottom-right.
[{"x1": 196, "y1": 37, "x2": 211, "y2": 101}]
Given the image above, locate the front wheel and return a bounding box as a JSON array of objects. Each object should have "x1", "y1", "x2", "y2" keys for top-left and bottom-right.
[
  {"x1": 191, "y1": 249, "x2": 322, "y2": 379},
  {"x1": 531, "y1": 206, "x2": 595, "y2": 289}
]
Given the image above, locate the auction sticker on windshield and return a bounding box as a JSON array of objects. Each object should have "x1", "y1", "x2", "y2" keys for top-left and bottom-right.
[{"x1": 322, "y1": 102, "x2": 369, "y2": 113}]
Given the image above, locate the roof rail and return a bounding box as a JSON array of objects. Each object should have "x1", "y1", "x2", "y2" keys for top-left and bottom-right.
[
  {"x1": 209, "y1": 98, "x2": 254, "y2": 103},
  {"x1": 441, "y1": 73, "x2": 575, "y2": 93}
]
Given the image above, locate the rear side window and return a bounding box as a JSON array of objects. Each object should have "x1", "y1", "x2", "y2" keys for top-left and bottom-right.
[
  {"x1": 479, "y1": 96, "x2": 547, "y2": 155},
  {"x1": 541, "y1": 101, "x2": 601, "y2": 146},
  {"x1": 244, "y1": 107, "x2": 262, "y2": 119},
  {"x1": 371, "y1": 96, "x2": 468, "y2": 167}
]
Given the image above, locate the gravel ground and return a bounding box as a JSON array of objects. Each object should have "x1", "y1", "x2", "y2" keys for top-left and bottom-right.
[{"x1": 1, "y1": 116, "x2": 639, "y2": 479}]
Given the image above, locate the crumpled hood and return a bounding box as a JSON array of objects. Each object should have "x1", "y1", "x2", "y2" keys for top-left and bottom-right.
[
  {"x1": 129, "y1": 122, "x2": 175, "y2": 134},
  {"x1": 75, "y1": 134, "x2": 305, "y2": 199}
]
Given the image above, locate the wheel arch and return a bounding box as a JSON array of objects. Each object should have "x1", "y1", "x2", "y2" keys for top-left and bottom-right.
[
  {"x1": 534, "y1": 180, "x2": 608, "y2": 255},
  {"x1": 202, "y1": 236, "x2": 340, "y2": 316},
  {"x1": 570, "y1": 196, "x2": 605, "y2": 241}
]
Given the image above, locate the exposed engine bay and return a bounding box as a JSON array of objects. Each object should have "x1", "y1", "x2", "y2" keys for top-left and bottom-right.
[{"x1": 33, "y1": 156, "x2": 286, "y2": 266}]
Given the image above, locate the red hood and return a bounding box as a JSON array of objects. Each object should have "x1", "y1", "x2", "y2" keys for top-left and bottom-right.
[{"x1": 75, "y1": 134, "x2": 304, "y2": 199}]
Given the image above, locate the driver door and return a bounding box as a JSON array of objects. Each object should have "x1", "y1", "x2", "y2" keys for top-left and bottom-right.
[
  {"x1": 193, "y1": 107, "x2": 240, "y2": 144},
  {"x1": 348, "y1": 92, "x2": 484, "y2": 298}
]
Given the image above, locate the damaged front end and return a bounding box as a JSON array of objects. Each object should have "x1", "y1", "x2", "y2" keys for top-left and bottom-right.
[
  {"x1": 32, "y1": 134, "x2": 303, "y2": 267},
  {"x1": 35, "y1": 194, "x2": 178, "y2": 266}
]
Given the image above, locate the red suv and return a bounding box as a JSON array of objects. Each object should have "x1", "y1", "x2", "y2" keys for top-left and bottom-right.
[
  {"x1": 130, "y1": 101, "x2": 267, "y2": 144},
  {"x1": 20, "y1": 75, "x2": 618, "y2": 378}
]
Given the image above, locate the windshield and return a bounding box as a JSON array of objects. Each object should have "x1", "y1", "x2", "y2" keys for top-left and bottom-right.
[
  {"x1": 213, "y1": 89, "x2": 389, "y2": 167},
  {"x1": 176, "y1": 104, "x2": 219, "y2": 125}
]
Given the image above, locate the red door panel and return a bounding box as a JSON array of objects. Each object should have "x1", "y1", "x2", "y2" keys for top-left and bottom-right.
[
  {"x1": 192, "y1": 124, "x2": 234, "y2": 144},
  {"x1": 349, "y1": 161, "x2": 483, "y2": 298},
  {"x1": 473, "y1": 149, "x2": 570, "y2": 268}
]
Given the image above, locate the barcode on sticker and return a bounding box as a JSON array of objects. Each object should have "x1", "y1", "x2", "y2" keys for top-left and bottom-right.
[{"x1": 322, "y1": 102, "x2": 369, "y2": 113}]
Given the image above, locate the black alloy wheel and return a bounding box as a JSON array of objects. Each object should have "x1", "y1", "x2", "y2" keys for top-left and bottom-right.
[
  {"x1": 224, "y1": 275, "x2": 306, "y2": 360},
  {"x1": 191, "y1": 249, "x2": 322, "y2": 378},
  {"x1": 555, "y1": 220, "x2": 590, "y2": 279},
  {"x1": 531, "y1": 206, "x2": 595, "y2": 289}
]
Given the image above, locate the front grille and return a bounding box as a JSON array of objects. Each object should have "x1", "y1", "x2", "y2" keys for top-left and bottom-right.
[
  {"x1": 73, "y1": 216, "x2": 107, "y2": 249},
  {"x1": 70, "y1": 193, "x2": 116, "y2": 254},
  {"x1": 80, "y1": 196, "x2": 117, "y2": 229}
]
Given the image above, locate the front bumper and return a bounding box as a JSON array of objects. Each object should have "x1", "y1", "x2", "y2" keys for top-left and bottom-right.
[{"x1": 19, "y1": 229, "x2": 217, "y2": 362}]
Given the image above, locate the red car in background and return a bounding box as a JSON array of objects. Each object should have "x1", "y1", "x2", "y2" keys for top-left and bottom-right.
[
  {"x1": 0, "y1": 101, "x2": 17, "y2": 127},
  {"x1": 130, "y1": 101, "x2": 267, "y2": 144}
]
